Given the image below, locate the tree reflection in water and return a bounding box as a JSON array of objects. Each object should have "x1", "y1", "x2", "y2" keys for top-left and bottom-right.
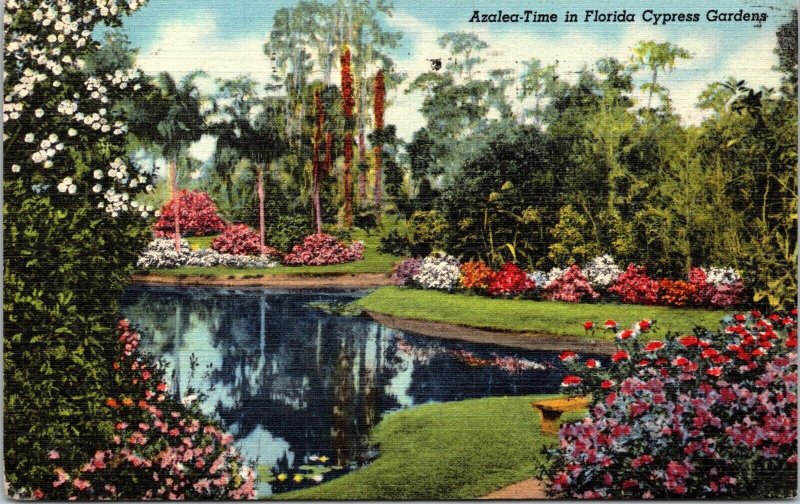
[{"x1": 120, "y1": 285, "x2": 587, "y2": 490}]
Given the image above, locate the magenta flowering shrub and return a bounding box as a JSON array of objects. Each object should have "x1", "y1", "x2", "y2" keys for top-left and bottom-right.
[
  {"x1": 392, "y1": 257, "x2": 422, "y2": 286},
  {"x1": 544, "y1": 265, "x2": 599, "y2": 303},
  {"x1": 688, "y1": 267, "x2": 746, "y2": 308},
  {"x1": 607, "y1": 263, "x2": 660, "y2": 305},
  {"x1": 543, "y1": 310, "x2": 798, "y2": 499},
  {"x1": 154, "y1": 190, "x2": 227, "y2": 237},
  {"x1": 211, "y1": 224, "x2": 281, "y2": 257},
  {"x1": 282, "y1": 233, "x2": 364, "y2": 266},
  {"x1": 38, "y1": 320, "x2": 256, "y2": 500}
]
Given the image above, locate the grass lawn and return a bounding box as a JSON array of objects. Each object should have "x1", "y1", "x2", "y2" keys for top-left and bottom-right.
[
  {"x1": 143, "y1": 231, "x2": 401, "y2": 277},
  {"x1": 353, "y1": 287, "x2": 730, "y2": 340},
  {"x1": 186, "y1": 235, "x2": 215, "y2": 250},
  {"x1": 275, "y1": 394, "x2": 582, "y2": 500}
]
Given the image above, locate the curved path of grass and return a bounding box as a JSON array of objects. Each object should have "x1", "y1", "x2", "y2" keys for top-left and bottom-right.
[
  {"x1": 275, "y1": 395, "x2": 582, "y2": 500},
  {"x1": 354, "y1": 287, "x2": 729, "y2": 341}
]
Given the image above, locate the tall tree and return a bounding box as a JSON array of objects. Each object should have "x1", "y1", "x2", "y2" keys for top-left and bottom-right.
[
  {"x1": 372, "y1": 69, "x2": 386, "y2": 221},
  {"x1": 340, "y1": 46, "x2": 356, "y2": 227},
  {"x1": 630, "y1": 41, "x2": 691, "y2": 109},
  {"x1": 128, "y1": 71, "x2": 207, "y2": 251}
]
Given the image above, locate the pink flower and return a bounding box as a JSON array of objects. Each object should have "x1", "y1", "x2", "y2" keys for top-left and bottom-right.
[
  {"x1": 53, "y1": 468, "x2": 69, "y2": 488},
  {"x1": 73, "y1": 478, "x2": 91, "y2": 491},
  {"x1": 48, "y1": 450, "x2": 60, "y2": 460}
]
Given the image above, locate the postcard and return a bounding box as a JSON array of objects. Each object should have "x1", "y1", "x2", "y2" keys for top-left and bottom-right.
[{"x1": 4, "y1": 0, "x2": 797, "y2": 499}]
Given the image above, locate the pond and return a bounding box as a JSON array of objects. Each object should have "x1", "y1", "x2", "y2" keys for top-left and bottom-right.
[{"x1": 120, "y1": 285, "x2": 595, "y2": 494}]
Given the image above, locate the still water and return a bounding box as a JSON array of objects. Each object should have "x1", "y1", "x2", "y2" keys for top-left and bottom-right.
[{"x1": 120, "y1": 285, "x2": 582, "y2": 493}]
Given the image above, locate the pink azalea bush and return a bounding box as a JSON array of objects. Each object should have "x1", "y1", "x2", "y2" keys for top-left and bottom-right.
[
  {"x1": 689, "y1": 267, "x2": 746, "y2": 308},
  {"x1": 211, "y1": 224, "x2": 281, "y2": 257},
  {"x1": 283, "y1": 233, "x2": 364, "y2": 266},
  {"x1": 544, "y1": 265, "x2": 599, "y2": 303},
  {"x1": 154, "y1": 190, "x2": 227, "y2": 237},
  {"x1": 38, "y1": 320, "x2": 256, "y2": 500},
  {"x1": 607, "y1": 264, "x2": 660, "y2": 305},
  {"x1": 542, "y1": 310, "x2": 798, "y2": 499}
]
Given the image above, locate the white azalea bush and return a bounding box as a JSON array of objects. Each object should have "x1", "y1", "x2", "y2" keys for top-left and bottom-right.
[
  {"x1": 412, "y1": 252, "x2": 461, "y2": 291},
  {"x1": 582, "y1": 254, "x2": 622, "y2": 290},
  {"x1": 704, "y1": 266, "x2": 743, "y2": 286},
  {"x1": 136, "y1": 239, "x2": 278, "y2": 269}
]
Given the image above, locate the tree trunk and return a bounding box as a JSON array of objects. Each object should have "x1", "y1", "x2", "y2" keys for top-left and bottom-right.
[
  {"x1": 313, "y1": 90, "x2": 325, "y2": 234},
  {"x1": 373, "y1": 146, "x2": 382, "y2": 223},
  {"x1": 373, "y1": 70, "x2": 386, "y2": 225},
  {"x1": 169, "y1": 158, "x2": 181, "y2": 252},
  {"x1": 358, "y1": 131, "x2": 367, "y2": 203},
  {"x1": 257, "y1": 163, "x2": 266, "y2": 251},
  {"x1": 343, "y1": 134, "x2": 353, "y2": 228}
]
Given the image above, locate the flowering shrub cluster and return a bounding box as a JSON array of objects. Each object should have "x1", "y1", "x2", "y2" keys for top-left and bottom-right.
[
  {"x1": 543, "y1": 310, "x2": 797, "y2": 499},
  {"x1": 544, "y1": 265, "x2": 600, "y2": 303},
  {"x1": 582, "y1": 255, "x2": 622, "y2": 290},
  {"x1": 487, "y1": 263, "x2": 536, "y2": 296},
  {"x1": 282, "y1": 233, "x2": 364, "y2": 266},
  {"x1": 392, "y1": 257, "x2": 422, "y2": 286},
  {"x1": 35, "y1": 320, "x2": 257, "y2": 500},
  {"x1": 608, "y1": 264, "x2": 661, "y2": 305},
  {"x1": 136, "y1": 239, "x2": 277, "y2": 269},
  {"x1": 689, "y1": 267, "x2": 746, "y2": 308},
  {"x1": 211, "y1": 224, "x2": 281, "y2": 257},
  {"x1": 154, "y1": 190, "x2": 226, "y2": 237},
  {"x1": 393, "y1": 252, "x2": 746, "y2": 308},
  {"x1": 412, "y1": 252, "x2": 461, "y2": 291},
  {"x1": 459, "y1": 261, "x2": 496, "y2": 290}
]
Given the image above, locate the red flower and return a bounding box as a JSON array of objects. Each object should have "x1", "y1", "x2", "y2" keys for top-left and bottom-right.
[
  {"x1": 619, "y1": 329, "x2": 635, "y2": 340},
  {"x1": 679, "y1": 335, "x2": 699, "y2": 347},
  {"x1": 601, "y1": 379, "x2": 615, "y2": 389},
  {"x1": 638, "y1": 320, "x2": 652, "y2": 332},
  {"x1": 612, "y1": 350, "x2": 629, "y2": 362},
  {"x1": 734, "y1": 313, "x2": 746, "y2": 322},
  {"x1": 561, "y1": 375, "x2": 582, "y2": 386},
  {"x1": 706, "y1": 367, "x2": 723, "y2": 377},
  {"x1": 751, "y1": 310, "x2": 762, "y2": 319},
  {"x1": 644, "y1": 341, "x2": 664, "y2": 352},
  {"x1": 106, "y1": 398, "x2": 119, "y2": 409},
  {"x1": 559, "y1": 351, "x2": 577, "y2": 362},
  {"x1": 156, "y1": 382, "x2": 167, "y2": 392},
  {"x1": 586, "y1": 359, "x2": 600, "y2": 368},
  {"x1": 604, "y1": 319, "x2": 617, "y2": 329},
  {"x1": 701, "y1": 348, "x2": 720, "y2": 359},
  {"x1": 583, "y1": 321, "x2": 594, "y2": 331},
  {"x1": 672, "y1": 356, "x2": 690, "y2": 367}
]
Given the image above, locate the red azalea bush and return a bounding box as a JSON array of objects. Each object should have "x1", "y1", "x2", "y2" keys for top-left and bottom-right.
[
  {"x1": 38, "y1": 320, "x2": 256, "y2": 500},
  {"x1": 608, "y1": 264, "x2": 660, "y2": 305},
  {"x1": 460, "y1": 261, "x2": 497, "y2": 290},
  {"x1": 544, "y1": 265, "x2": 599, "y2": 303},
  {"x1": 487, "y1": 263, "x2": 536, "y2": 296},
  {"x1": 154, "y1": 190, "x2": 226, "y2": 237},
  {"x1": 282, "y1": 233, "x2": 364, "y2": 266},
  {"x1": 542, "y1": 310, "x2": 798, "y2": 499},
  {"x1": 211, "y1": 224, "x2": 280, "y2": 257},
  {"x1": 658, "y1": 279, "x2": 697, "y2": 307}
]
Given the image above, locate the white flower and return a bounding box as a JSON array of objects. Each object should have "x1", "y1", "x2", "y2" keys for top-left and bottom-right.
[
  {"x1": 67, "y1": 184, "x2": 77, "y2": 194},
  {"x1": 68, "y1": 128, "x2": 77, "y2": 136},
  {"x1": 56, "y1": 177, "x2": 73, "y2": 192},
  {"x1": 92, "y1": 184, "x2": 102, "y2": 193},
  {"x1": 11, "y1": 164, "x2": 21, "y2": 173},
  {"x1": 93, "y1": 169, "x2": 103, "y2": 179},
  {"x1": 24, "y1": 133, "x2": 34, "y2": 143},
  {"x1": 34, "y1": 108, "x2": 44, "y2": 117}
]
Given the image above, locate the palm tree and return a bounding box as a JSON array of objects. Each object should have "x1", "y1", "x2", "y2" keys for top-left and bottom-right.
[
  {"x1": 129, "y1": 71, "x2": 207, "y2": 251},
  {"x1": 212, "y1": 78, "x2": 287, "y2": 249}
]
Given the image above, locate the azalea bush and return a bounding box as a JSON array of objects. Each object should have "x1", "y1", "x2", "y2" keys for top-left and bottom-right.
[
  {"x1": 658, "y1": 279, "x2": 697, "y2": 308},
  {"x1": 689, "y1": 266, "x2": 746, "y2": 308},
  {"x1": 460, "y1": 260, "x2": 496, "y2": 290},
  {"x1": 582, "y1": 255, "x2": 622, "y2": 291},
  {"x1": 282, "y1": 233, "x2": 364, "y2": 266},
  {"x1": 412, "y1": 252, "x2": 461, "y2": 291},
  {"x1": 37, "y1": 320, "x2": 256, "y2": 500},
  {"x1": 542, "y1": 310, "x2": 798, "y2": 499},
  {"x1": 392, "y1": 257, "x2": 422, "y2": 286},
  {"x1": 487, "y1": 263, "x2": 536, "y2": 297},
  {"x1": 136, "y1": 239, "x2": 277, "y2": 269},
  {"x1": 154, "y1": 190, "x2": 226, "y2": 237},
  {"x1": 544, "y1": 265, "x2": 600, "y2": 303},
  {"x1": 211, "y1": 224, "x2": 281, "y2": 257},
  {"x1": 608, "y1": 264, "x2": 661, "y2": 305}
]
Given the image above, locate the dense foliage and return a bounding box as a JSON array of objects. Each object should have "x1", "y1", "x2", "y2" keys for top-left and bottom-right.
[
  {"x1": 542, "y1": 311, "x2": 797, "y2": 498},
  {"x1": 282, "y1": 233, "x2": 364, "y2": 266},
  {"x1": 211, "y1": 224, "x2": 281, "y2": 257}
]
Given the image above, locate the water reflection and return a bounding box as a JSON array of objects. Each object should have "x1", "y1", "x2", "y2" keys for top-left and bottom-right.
[{"x1": 120, "y1": 285, "x2": 585, "y2": 492}]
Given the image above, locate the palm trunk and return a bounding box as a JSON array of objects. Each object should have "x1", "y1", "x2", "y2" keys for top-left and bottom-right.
[
  {"x1": 343, "y1": 134, "x2": 353, "y2": 228},
  {"x1": 170, "y1": 158, "x2": 181, "y2": 252},
  {"x1": 257, "y1": 163, "x2": 266, "y2": 251},
  {"x1": 358, "y1": 131, "x2": 367, "y2": 203},
  {"x1": 313, "y1": 90, "x2": 325, "y2": 234},
  {"x1": 373, "y1": 146, "x2": 382, "y2": 223},
  {"x1": 373, "y1": 70, "x2": 385, "y2": 225}
]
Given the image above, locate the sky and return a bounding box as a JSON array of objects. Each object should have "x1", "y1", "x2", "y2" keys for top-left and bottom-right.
[{"x1": 119, "y1": 0, "x2": 795, "y2": 161}]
